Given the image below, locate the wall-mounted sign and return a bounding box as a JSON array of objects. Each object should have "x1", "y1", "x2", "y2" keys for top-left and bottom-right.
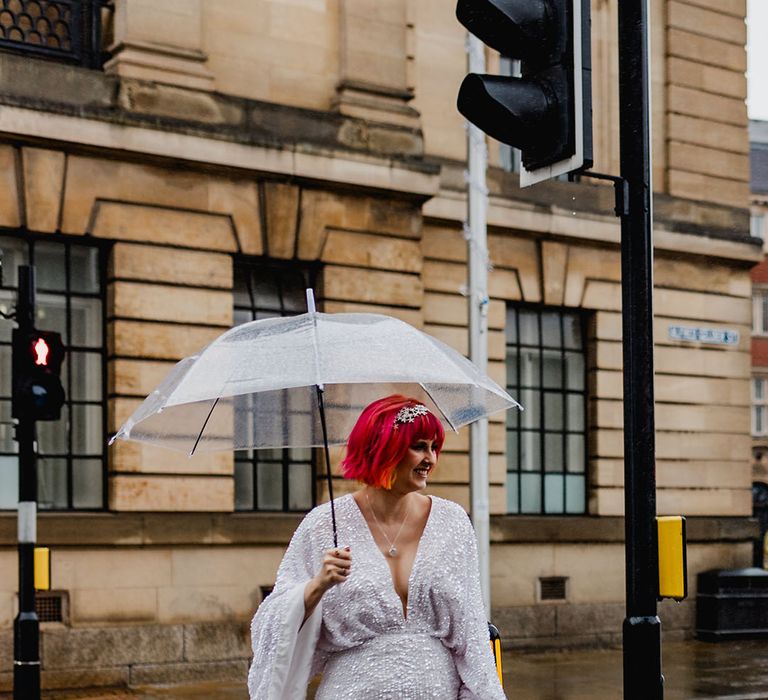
[{"x1": 668, "y1": 325, "x2": 740, "y2": 346}]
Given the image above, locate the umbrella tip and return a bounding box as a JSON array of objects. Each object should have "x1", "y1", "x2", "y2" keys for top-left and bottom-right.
[{"x1": 305, "y1": 288, "x2": 317, "y2": 314}]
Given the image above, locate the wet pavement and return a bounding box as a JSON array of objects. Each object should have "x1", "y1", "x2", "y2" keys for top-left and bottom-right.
[
  {"x1": 505, "y1": 640, "x2": 768, "y2": 700},
  {"x1": 13, "y1": 639, "x2": 768, "y2": 699}
]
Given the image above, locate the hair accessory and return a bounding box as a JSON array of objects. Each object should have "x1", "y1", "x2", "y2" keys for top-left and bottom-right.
[{"x1": 394, "y1": 404, "x2": 429, "y2": 426}]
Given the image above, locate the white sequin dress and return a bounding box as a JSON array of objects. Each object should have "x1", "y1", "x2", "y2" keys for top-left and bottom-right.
[{"x1": 247, "y1": 494, "x2": 507, "y2": 699}]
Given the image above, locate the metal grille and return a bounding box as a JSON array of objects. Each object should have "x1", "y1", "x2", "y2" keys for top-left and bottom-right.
[
  {"x1": 35, "y1": 590, "x2": 64, "y2": 622},
  {"x1": 232, "y1": 258, "x2": 320, "y2": 513},
  {"x1": 505, "y1": 306, "x2": 588, "y2": 514},
  {"x1": 539, "y1": 577, "x2": 568, "y2": 601},
  {"x1": 0, "y1": 234, "x2": 108, "y2": 512},
  {"x1": 0, "y1": 0, "x2": 109, "y2": 68}
]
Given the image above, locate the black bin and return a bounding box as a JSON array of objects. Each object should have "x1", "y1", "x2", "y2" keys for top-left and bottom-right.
[{"x1": 696, "y1": 567, "x2": 768, "y2": 641}]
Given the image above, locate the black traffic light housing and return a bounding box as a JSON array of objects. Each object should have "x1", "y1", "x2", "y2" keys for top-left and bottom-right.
[
  {"x1": 457, "y1": 0, "x2": 592, "y2": 185},
  {"x1": 12, "y1": 329, "x2": 66, "y2": 421}
]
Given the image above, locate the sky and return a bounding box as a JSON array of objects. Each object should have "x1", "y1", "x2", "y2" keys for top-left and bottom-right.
[{"x1": 748, "y1": 0, "x2": 768, "y2": 121}]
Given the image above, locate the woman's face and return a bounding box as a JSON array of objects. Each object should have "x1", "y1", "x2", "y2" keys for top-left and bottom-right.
[{"x1": 390, "y1": 437, "x2": 438, "y2": 493}]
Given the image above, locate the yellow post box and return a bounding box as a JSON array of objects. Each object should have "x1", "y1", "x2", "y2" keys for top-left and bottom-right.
[
  {"x1": 34, "y1": 546, "x2": 50, "y2": 591},
  {"x1": 657, "y1": 516, "x2": 687, "y2": 600}
]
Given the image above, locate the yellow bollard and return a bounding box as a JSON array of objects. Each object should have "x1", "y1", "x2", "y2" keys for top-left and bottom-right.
[
  {"x1": 488, "y1": 623, "x2": 503, "y2": 688},
  {"x1": 34, "y1": 547, "x2": 50, "y2": 591},
  {"x1": 657, "y1": 516, "x2": 687, "y2": 600}
]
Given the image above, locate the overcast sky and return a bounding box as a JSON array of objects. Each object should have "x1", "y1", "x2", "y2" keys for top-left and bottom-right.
[{"x1": 748, "y1": 0, "x2": 768, "y2": 121}]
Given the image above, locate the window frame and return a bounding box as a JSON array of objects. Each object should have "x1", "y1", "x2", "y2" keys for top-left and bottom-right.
[
  {"x1": 753, "y1": 376, "x2": 768, "y2": 438},
  {"x1": 505, "y1": 304, "x2": 589, "y2": 516},
  {"x1": 232, "y1": 255, "x2": 321, "y2": 513},
  {"x1": 751, "y1": 209, "x2": 766, "y2": 242},
  {"x1": 0, "y1": 231, "x2": 109, "y2": 511},
  {"x1": 753, "y1": 287, "x2": 768, "y2": 336}
]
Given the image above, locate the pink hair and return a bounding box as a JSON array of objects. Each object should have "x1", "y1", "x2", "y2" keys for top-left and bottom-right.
[{"x1": 340, "y1": 395, "x2": 445, "y2": 489}]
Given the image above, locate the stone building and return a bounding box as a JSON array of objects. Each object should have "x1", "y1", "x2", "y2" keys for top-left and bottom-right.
[
  {"x1": 749, "y1": 119, "x2": 768, "y2": 563},
  {"x1": 750, "y1": 120, "x2": 768, "y2": 480},
  {"x1": 0, "y1": 0, "x2": 759, "y2": 691}
]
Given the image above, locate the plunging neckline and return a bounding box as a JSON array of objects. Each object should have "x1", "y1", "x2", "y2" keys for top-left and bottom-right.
[{"x1": 348, "y1": 493, "x2": 434, "y2": 621}]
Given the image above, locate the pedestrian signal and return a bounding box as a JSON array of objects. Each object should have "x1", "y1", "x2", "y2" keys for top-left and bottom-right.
[{"x1": 12, "y1": 329, "x2": 66, "y2": 421}]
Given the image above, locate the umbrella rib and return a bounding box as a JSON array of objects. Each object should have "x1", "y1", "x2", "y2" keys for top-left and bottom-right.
[
  {"x1": 420, "y1": 383, "x2": 458, "y2": 433},
  {"x1": 189, "y1": 396, "x2": 220, "y2": 457}
]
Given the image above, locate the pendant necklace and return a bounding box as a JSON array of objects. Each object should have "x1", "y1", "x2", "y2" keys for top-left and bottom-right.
[{"x1": 366, "y1": 492, "x2": 410, "y2": 557}]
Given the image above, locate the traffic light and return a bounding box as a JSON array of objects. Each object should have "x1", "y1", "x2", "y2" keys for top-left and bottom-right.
[
  {"x1": 456, "y1": 0, "x2": 592, "y2": 186},
  {"x1": 12, "y1": 329, "x2": 66, "y2": 421}
]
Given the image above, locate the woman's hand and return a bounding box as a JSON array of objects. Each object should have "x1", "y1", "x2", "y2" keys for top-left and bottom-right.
[
  {"x1": 315, "y1": 547, "x2": 352, "y2": 592},
  {"x1": 303, "y1": 547, "x2": 352, "y2": 622}
]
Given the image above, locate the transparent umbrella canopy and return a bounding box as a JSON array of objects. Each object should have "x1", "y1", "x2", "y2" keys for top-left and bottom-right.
[
  {"x1": 110, "y1": 311, "x2": 520, "y2": 455},
  {"x1": 110, "y1": 308, "x2": 521, "y2": 546}
]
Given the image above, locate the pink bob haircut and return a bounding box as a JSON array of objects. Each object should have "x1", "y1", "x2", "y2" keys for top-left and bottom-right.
[{"x1": 340, "y1": 395, "x2": 445, "y2": 490}]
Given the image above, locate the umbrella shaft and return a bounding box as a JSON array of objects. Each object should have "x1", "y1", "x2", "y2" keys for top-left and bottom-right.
[{"x1": 315, "y1": 385, "x2": 338, "y2": 549}]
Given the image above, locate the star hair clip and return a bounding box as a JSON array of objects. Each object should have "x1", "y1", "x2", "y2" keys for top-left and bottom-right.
[{"x1": 394, "y1": 404, "x2": 429, "y2": 427}]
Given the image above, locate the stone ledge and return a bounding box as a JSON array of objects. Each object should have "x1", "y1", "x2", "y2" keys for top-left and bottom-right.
[
  {"x1": 490, "y1": 516, "x2": 759, "y2": 544},
  {"x1": 0, "y1": 513, "x2": 756, "y2": 547},
  {"x1": 491, "y1": 598, "x2": 694, "y2": 650},
  {"x1": 41, "y1": 624, "x2": 183, "y2": 670},
  {"x1": 0, "y1": 512, "x2": 304, "y2": 547},
  {"x1": 479, "y1": 162, "x2": 753, "y2": 243},
  {"x1": 0, "y1": 53, "x2": 433, "y2": 171}
]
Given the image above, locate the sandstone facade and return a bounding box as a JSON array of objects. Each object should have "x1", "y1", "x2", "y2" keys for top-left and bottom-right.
[{"x1": 0, "y1": 0, "x2": 758, "y2": 691}]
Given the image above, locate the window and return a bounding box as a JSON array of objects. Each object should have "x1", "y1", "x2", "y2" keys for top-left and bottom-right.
[
  {"x1": 0, "y1": 0, "x2": 112, "y2": 68},
  {"x1": 505, "y1": 306, "x2": 588, "y2": 514},
  {"x1": 0, "y1": 235, "x2": 106, "y2": 510},
  {"x1": 751, "y1": 211, "x2": 765, "y2": 241},
  {"x1": 232, "y1": 259, "x2": 319, "y2": 512},
  {"x1": 754, "y1": 289, "x2": 768, "y2": 336},
  {"x1": 753, "y1": 377, "x2": 768, "y2": 437}
]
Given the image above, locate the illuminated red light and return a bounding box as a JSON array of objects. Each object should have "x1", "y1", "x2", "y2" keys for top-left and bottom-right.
[{"x1": 33, "y1": 337, "x2": 50, "y2": 366}]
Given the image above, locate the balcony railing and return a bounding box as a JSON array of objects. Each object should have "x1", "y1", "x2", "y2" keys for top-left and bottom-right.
[{"x1": 0, "y1": 0, "x2": 111, "y2": 68}]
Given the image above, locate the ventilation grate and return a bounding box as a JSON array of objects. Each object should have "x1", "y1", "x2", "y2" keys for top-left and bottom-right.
[
  {"x1": 35, "y1": 591, "x2": 65, "y2": 623},
  {"x1": 539, "y1": 577, "x2": 568, "y2": 601}
]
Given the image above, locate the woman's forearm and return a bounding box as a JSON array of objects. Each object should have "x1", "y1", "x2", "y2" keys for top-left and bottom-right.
[{"x1": 303, "y1": 577, "x2": 325, "y2": 623}]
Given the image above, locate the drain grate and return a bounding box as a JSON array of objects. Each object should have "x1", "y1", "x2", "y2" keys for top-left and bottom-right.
[
  {"x1": 539, "y1": 576, "x2": 568, "y2": 601},
  {"x1": 35, "y1": 591, "x2": 66, "y2": 623}
]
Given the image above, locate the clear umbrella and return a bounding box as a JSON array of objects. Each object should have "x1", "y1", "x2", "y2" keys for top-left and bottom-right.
[{"x1": 110, "y1": 294, "x2": 521, "y2": 544}]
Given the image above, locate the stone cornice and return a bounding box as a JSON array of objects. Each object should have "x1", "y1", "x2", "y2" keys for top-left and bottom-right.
[
  {"x1": 0, "y1": 53, "x2": 439, "y2": 200},
  {"x1": 0, "y1": 513, "x2": 757, "y2": 547}
]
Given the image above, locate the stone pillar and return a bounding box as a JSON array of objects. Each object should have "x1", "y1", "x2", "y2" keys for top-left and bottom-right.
[
  {"x1": 104, "y1": 0, "x2": 214, "y2": 91},
  {"x1": 334, "y1": 0, "x2": 419, "y2": 128}
]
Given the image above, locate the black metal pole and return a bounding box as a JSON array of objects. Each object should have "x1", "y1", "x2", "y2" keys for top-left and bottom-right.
[
  {"x1": 315, "y1": 385, "x2": 338, "y2": 549},
  {"x1": 13, "y1": 266, "x2": 40, "y2": 700},
  {"x1": 618, "y1": 0, "x2": 663, "y2": 697}
]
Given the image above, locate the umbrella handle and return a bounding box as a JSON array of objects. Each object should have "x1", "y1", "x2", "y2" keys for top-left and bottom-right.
[{"x1": 315, "y1": 384, "x2": 338, "y2": 549}]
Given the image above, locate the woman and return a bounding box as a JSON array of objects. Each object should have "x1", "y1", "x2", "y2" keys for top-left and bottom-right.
[{"x1": 247, "y1": 395, "x2": 507, "y2": 699}]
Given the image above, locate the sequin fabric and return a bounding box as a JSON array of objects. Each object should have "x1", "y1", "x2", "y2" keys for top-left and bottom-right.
[{"x1": 248, "y1": 494, "x2": 507, "y2": 699}]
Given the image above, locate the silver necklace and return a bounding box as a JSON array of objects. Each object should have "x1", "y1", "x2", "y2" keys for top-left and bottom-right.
[{"x1": 366, "y1": 492, "x2": 410, "y2": 557}]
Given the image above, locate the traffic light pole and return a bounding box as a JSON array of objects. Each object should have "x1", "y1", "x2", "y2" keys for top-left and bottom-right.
[
  {"x1": 14, "y1": 266, "x2": 41, "y2": 700},
  {"x1": 618, "y1": 0, "x2": 663, "y2": 698},
  {"x1": 465, "y1": 32, "x2": 492, "y2": 618}
]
